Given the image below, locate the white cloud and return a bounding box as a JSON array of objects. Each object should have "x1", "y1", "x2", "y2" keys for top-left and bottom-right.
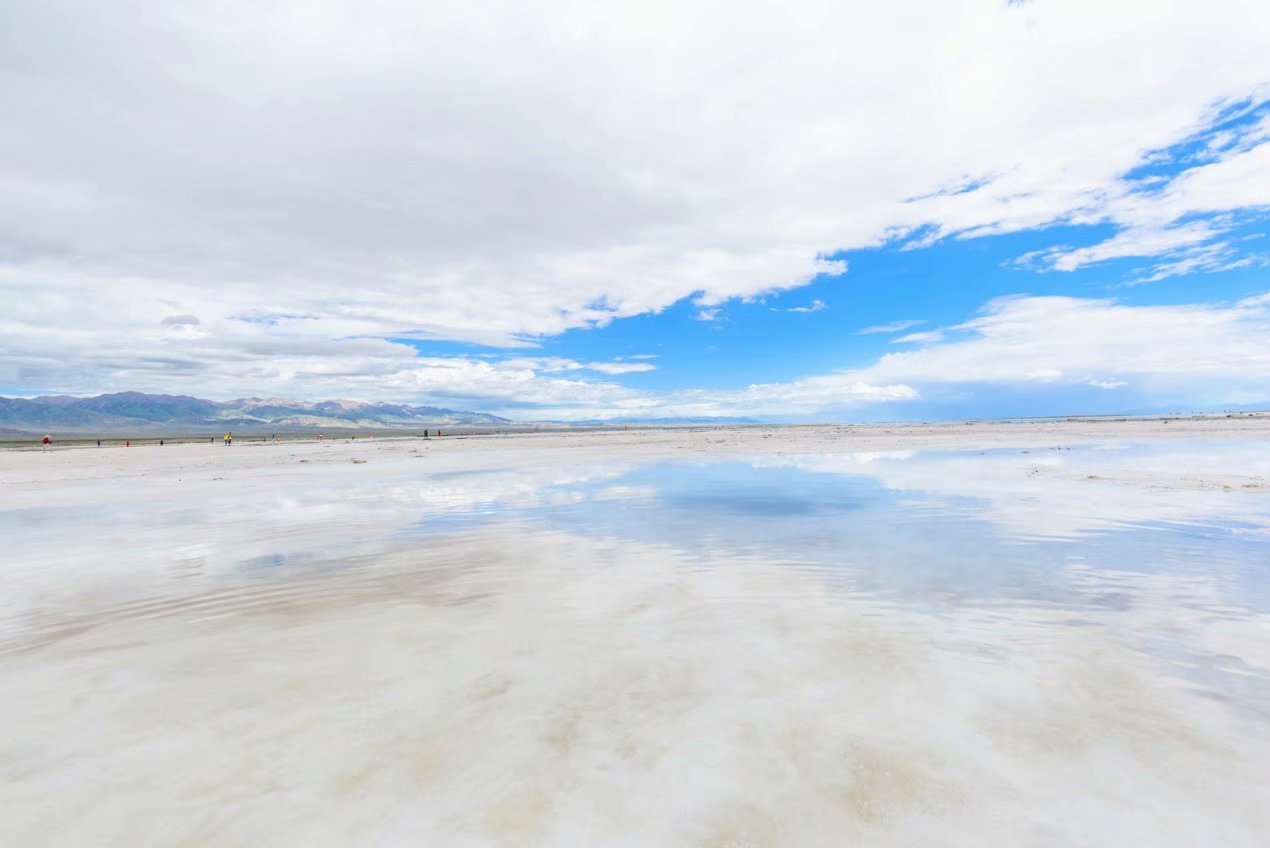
[
  {"x1": 1022, "y1": 221, "x2": 1223, "y2": 272},
  {"x1": 501, "y1": 357, "x2": 656, "y2": 375},
  {"x1": 6, "y1": 287, "x2": 1269, "y2": 419},
  {"x1": 892, "y1": 330, "x2": 946, "y2": 345},
  {"x1": 1017, "y1": 128, "x2": 1270, "y2": 279},
  {"x1": 578, "y1": 362, "x2": 657, "y2": 375},
  {"x1": 845, "y1": 292, "x2": 1270, "y2": 399},
  {"x1": 1237, "y1": 292, "x2": 1270, "y2": 308},
  {"x1": 858, "y1": 320, "x2": 924, "y2": 335},
  {"x1": 1130, "y1": 243, "x2": 1258, "y2": 284},
  {"x1": 2, "y1": 0, "x2": 1269, "y2": 410},
  {"x1": 664, "y1": 377, "x2": 917, "y2": 418},
  {"x1": 1127, "y1": 134, "x2": 1270, "y2": 226},
  {"x1": 779, "y1": 298, "x2": 827, "y2": 313},
  {"x1": 383, "y1": 356, "x2": 917, "y2": 419},
  {"x1": 0, "y1": 322, "x2": 915, "y2": 418}
]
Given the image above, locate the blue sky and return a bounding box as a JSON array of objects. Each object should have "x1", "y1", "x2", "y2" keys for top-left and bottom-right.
[
  {"x1": 395, "y1": 217, "x2": 1270, "y2": 420},
  {"x1": 2, "y1": 0, "x2": 1269, "y2": 420},
  {"x1": 395, "y1": 101, "x2": 1270, "y2": 420}
]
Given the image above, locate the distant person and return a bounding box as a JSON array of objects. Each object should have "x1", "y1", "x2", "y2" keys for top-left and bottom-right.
[
  {"x1": 424, "y1": 429, "x2": 429, "y2": 438},
  {"x1": 271, "y1": 433, "x2": 277, "y2": 444},
  {"x1": 126, "y1": 440, "x2": 131, "y2": 447},
  {"x1": 42, "y1": 434, "x2": 51, "y2": 451},
  {"x1": 96, "y1": 440, "x2": 101, "y2": 447},
  {"x1": 224, "y1": 432, "x2": 232, "y2": 446},
  {"x1": 159, "y1": 439, "x2": 164, "y2": 446}
]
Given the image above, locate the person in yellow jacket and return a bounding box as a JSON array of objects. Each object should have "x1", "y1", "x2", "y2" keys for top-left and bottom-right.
[{"x1": 224, "y1": 432, "x2": 232, "y2": 446}]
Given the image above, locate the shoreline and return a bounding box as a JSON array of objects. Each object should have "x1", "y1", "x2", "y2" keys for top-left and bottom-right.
[
  {"x1": 4, "y1": 410, "x2": 1268, "y2": 449},
  {"x1": 4, "y1": 415, "x2": 1270, "y2": 500}
]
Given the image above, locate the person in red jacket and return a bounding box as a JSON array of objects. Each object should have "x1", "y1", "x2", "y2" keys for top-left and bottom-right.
[{"x1": 42, "y1": 434, "x2": 51, "y2": 451}]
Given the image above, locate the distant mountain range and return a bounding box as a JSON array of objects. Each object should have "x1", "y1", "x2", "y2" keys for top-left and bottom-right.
[{"x1": 0, "y1": 392, "x2": 510, "y2": 435}]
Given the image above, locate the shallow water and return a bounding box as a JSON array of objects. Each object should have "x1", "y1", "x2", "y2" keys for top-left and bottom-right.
[{"x1": 2, "y1": 441, "x2": 1270, "y2": 845}]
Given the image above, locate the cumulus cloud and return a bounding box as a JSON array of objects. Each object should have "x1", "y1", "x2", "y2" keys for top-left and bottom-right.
[
  {"x1": 843, "y1": 292, "x2": 1270, "y2": 400},
  {"x1": 347, "y1": 354, "x2": 918, "y2": 420}
]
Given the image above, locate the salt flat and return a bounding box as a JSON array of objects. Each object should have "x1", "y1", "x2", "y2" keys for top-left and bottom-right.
[
  {"x1": 2, "y1": 419, "x2": 1269, "y2": 846},
  {"x1": 5, "y1": 415, "x2": 1270, "y2": 494}
]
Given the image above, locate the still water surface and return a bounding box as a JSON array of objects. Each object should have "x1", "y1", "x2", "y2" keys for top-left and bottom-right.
[{"x1": 2, "y1": 441, "x2": 1269, "y2": 845}]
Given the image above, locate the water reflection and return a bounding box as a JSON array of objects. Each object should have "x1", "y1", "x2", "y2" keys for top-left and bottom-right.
[{"x1": 2, "y1": 441, "x2": 1269, "y2": 845}]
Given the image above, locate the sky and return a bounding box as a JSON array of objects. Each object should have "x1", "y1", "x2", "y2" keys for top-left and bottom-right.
[{"x1": 2, "y1": 0, "x2": 1269, "y2": 421}]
